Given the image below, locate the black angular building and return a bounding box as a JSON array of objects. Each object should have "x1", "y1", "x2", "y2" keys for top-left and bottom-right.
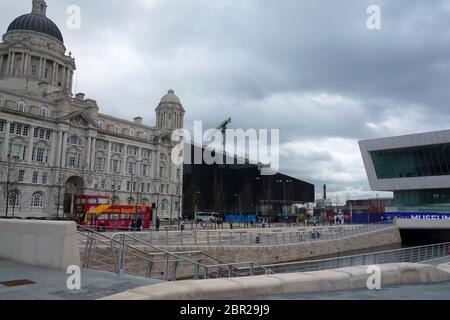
[{"x1": 183, "y1": 144, "x2": 315, "y2": 218}]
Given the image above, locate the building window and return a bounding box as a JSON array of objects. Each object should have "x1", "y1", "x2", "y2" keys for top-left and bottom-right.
[
  {"x1": 95, "y1": 157, "x2": 105, "y2": 171},
  {"x1": 0, "y1": 96, "x2": 3, "y2": 108},
  {"x1": 101, "y1": 179, "x2": 106, "y2": 189},
  {"x1": 18, "y1": 170, "x2": 25, "y2": 182},
  {"x1": 127, "y1": 146, "x2": 138, "y2": 156},
  {"x1": 143, "y1": 164, "x2": 149, "y2": 176},
  {"x1": 42, "y1": 172, "x2": 48, "y2": 185},
  {"x1": 130, "y1": 128, "x2": 136, "y2": 137},
  {"x1": 144, "y1": 132, "x2": 150, "y2": 140},
  {"x1": 0, "y1": 120, "x2": 4, "y2": 132},
  {"x1": 40, "y1": 106, "x2": 49, "y2": 118},
  {"x1": 127, "y1": 161, "x2": 136, "y2": 174},
  {"x1": 111, "y1": 159, "x2": 120, "y2": 173},
  {"x1": 9, "y1": 191, "x2": 20, "y2": 207},
  {"x1": 32, "y1": 147, "x2": 48, "y2": 163},
  {"x1": 68, "y1": 135, "x2": 81, "y2": 145},
  {"x1": 32, "y1": 171, "x2": 39, "y2": 184},
  {"x1": 177, "y1": 169, "x2": 181, "y2": 180},
  {"x1": 34, "y1": 128, "x2": 51, "y2": 140},
  {"x1": 111, "y1": 143, "x2": 123, "y2": 153},
  {"x1": 31, "y1": 64, "x2": 37, "y2": 77},
  {"x1": 9, "y1": 144, "x2": 25, "y2": 160},
  {"x1": 114, "y1": 124, "x2": 121, "y2": 134},
  {"x1": 10, "y1": 123, "x2": 30, "y2": 136},
  {"x1": 176, "y1": 186, "x2": 180, "y2": 195},
  {"x1": 147, "y1": 183, "x2": 151, "y2": 193},
  {"x1": 98, "y1": 120, "x2": 105, "y2": 130},
  {"x1": 16, "y1": 101, "x2": 27, "y2": 113},
  {"x1": 31, "y1": 192, "x2": 44, "y2": 208},
  {"x1": 96, "y1": 140, "x2": 107, "y2": 150}
]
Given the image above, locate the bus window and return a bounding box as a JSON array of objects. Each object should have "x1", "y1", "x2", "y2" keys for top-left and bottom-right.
[
  {"x1": 87, "y1": 198, "x2": 98, "y2": 204},
  {"x1": 99, "y1": 214, "x2": 108, "y2": 220},
  {"x1": 98, "y1": 198, "x2": 110, "y2": 205}
]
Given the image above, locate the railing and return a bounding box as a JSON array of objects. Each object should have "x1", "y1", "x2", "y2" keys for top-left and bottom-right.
[
  {"x1": 110, "y1": 232, "x2": 273, "y2": 281},
  {"x1": 257, "y1": 242, "x2": 450, "y2": 275},
  {"x1": 77, "y1": 225, "x2": 273, "y2": 281},
  {"x1": 115, "y1": 222, "x2": 395, "y2": 247}
]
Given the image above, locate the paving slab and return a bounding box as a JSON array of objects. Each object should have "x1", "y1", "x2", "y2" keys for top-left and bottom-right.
[{"x1": 0, "y1": 259, "x2": 160, "y2": 300}]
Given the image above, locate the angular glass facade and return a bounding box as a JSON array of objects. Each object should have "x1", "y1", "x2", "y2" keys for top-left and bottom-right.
[
  {"x1": 371, "y1": 143, "x2": 450, "y2": 179},
  {"x1": 394, "y1": 189, "x2": 450, "y2": 207}
]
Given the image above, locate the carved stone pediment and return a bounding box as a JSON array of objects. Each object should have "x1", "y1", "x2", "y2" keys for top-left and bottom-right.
[{"x1": 58, "y1": 111, "x2": 100, "y2": 129}]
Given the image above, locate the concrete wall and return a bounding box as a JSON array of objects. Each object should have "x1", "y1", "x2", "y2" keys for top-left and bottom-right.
[
  {"x1": 397, "y1": 219, "x2": 450, "y2": 230},
  {"x1": 103, "y1": 262, "x2": 450, "y2": 300},
  {"x1": 0, "y1": 220, "x2": 80, "y2": 270},
  {"x1": 147, "y1": 227, "x2": 402, "y2": 265}
]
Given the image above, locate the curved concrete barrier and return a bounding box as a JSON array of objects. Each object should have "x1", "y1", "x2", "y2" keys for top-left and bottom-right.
[
  {"x1": 102, "y1": 263, "x2": 450, "y2": 300},
  {"x1": 0, "y1": 220, "x2": 80, "y2": 270}
]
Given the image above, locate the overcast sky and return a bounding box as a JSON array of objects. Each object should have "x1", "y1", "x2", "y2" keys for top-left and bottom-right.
[{"x1": 3, "y1": 0, "x2": 450, "y2": 202}]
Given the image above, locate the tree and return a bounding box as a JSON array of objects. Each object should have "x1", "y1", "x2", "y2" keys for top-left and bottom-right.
[
  {"x1": 0, "y1": 155, "x2": 19, "y2": 217},
  {"x1": 210, "y1": 174, "x2": 227, "y2": 216},
  {"x1": 54, "y1": 167, "x2": 66, "y2": 219},
  {"x1": 109, "y1": 169, "x2": 120, "y2": 206}
]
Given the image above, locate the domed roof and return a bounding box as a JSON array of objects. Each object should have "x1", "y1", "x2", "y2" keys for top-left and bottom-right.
[
  {"x1": 6, "y1": 1, "x2": 64, "y2": 43},
  {"x1": 160, "y1": 89, "x2": 181, "y2": 104}
]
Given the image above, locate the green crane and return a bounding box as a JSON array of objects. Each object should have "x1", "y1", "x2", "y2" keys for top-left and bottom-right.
[{"x1": 216, "y1": 118, "x2": 232, "y2": 152}]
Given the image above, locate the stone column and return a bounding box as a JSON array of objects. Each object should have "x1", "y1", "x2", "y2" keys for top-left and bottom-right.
[
  {"x1": 1, "y1": 121, "x2": 10, "y2": 160},
  {"x1": 61, "y1": 66, "x2": 66, "y2": 89},
  {"x1": 90, "y1": 137, "x2": 97, "y2": 170},
  {"x1": 86, "y1": 136, "x2": 92, "y2": 169},
  {"x1": 39, "y1": 58, "x2": 43, "y2": 79},
  {"x1": 61, "y1": 132, "x2": 68, "y2": 168},
  {"x1": 23, "y1": 54, "x2": 29, "y2": 76},
  {"x1": 122, "y1": 146, "x2": 127, "y2": 175},
  {"x1": 52, "y1": 62, "x2": 56, "y2": 84},
  {"x1": 41, "y1": 58, "x2": 47, "y2": 79},
  {"x1": 27, "y1": 126, "x2": 35, "y2": 164},
  {"x1": 49, "y1": 131, "x2": 58, "y2": 166},
  {"x1": 9, "y1": 52, "x2": 15, "y2": 75},
  {"x1": 0, "y1": 55, "x2": 3, "y2": 75},
  {"x1": 20, "y1": 53, "x2": 25, "y2": 75},
  {"x1": 106, "y1": 141, "x2": 111, "y2": 173},
  {"x1": 55, "y1": 130, "x2": 63, "y2": 167}
]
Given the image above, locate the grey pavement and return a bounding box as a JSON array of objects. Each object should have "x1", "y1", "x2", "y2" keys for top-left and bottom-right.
[
  {"x1": 0, "y1": 259, "x2": 160, "y2": 300},
  {"x1": 240, "y1": 281, "x2": 450, "y2": 300}
]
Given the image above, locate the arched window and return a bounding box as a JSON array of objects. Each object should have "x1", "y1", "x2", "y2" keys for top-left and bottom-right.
[
  {"x1": 40, "y1": 106, "x2": 49, "y2": 118},
  {"x1": 98, "y1": 120, "x2": 105, "y2": 130},
  {"x1": 130, "y1": 128, "x2": 136, "y2": 137},
  {"x1": 31, "y1": 192, "x2": 44, "y2": 208},
  {"x1": 8, "y1": 191, "x2": 20, "y2": 207},
  {"x1": 17, "y1": 100, "x2": 27, "y2": 113},
  {"x1": 144, "y1": 131, "x2": 150, "y2": 140},
  {"x1": 114, "y1": 124, "x2": 121, "y2": 134}
]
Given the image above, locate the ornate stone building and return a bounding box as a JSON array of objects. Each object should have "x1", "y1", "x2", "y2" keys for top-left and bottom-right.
[{"x1": 0, "y1": 0, "x2": 185, "y2": 218}]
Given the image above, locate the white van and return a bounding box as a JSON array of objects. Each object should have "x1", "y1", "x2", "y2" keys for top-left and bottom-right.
[{"x1": 196, "y1": 212, "x2": 220, "y2": 224}]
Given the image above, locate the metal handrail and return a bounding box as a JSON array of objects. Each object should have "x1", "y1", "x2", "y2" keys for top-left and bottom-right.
[{"x1": 261, "y1": 242, "x2": 450, "y2": 275}]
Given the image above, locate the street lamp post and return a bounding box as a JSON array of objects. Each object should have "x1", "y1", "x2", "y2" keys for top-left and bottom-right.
[{"x1": 276, "y1": 179, "x2": 293, "y2": 219}]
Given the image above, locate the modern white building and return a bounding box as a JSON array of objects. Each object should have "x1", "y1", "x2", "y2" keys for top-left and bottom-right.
[
  {"x1": 0, "y1": 0, "x2": 185, "y2": 219},
  {"x1": 359, "y1": 129, "x2": 450, "y2": 219}
]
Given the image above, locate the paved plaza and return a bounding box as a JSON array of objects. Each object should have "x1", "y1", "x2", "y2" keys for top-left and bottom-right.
[{"x1": 0, "y1": 259, "x2": 159, "y2": 300}]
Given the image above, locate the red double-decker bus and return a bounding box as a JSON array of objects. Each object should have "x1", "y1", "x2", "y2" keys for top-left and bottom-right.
[
  {"x1": 75, "y1": 195, "x2": 111, "y2": 220},
  {"x1": 76, "y1": 195, "x2": 151, "y2": 231}
]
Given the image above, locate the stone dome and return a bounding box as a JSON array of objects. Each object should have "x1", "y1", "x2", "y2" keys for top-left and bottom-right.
[
  {"x1": 160, "y1": 89, "x2": 181, "y2": 104},
  {"x1": 6, "y1": 1, "x2": 64, "y2": 44}
]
